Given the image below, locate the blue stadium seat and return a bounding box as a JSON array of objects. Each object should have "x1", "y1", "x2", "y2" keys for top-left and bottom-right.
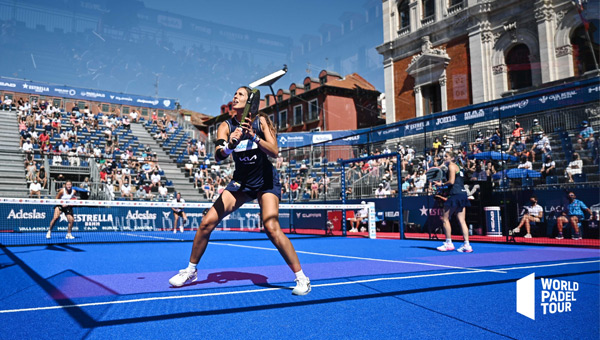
[
  {"x1": 573, "y1": 173, "x2": 587, "y2": 183},
  {"x1": 522, "y1": 178, "x2": 533, "y2": 187},
  {"x1": 545, "y1": 175, "x2": 558, "y2": 184}
]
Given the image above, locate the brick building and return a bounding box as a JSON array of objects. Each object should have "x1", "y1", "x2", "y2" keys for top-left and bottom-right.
[{"x1": 377, "y1": 0, "x2": 600, "y2": 124}]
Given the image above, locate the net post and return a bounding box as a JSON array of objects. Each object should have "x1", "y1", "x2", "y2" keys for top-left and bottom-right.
[
  {"x1": 367, "y1": 202, "x2": 376, "y2": 239},
  {"x1": 341, "y1": 162, "x2": 347, "y2": 236}
]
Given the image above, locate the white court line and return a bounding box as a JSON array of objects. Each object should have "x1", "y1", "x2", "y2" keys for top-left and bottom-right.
[
  {"x1": 213, "y1": 242, "x2": 507, "y2": 274},
  {"x1": 0, "y1": 259, "x2": 598, "y2": 314},
  {"x1": 121, "y1": 233, "x2": 182, "y2": 241}
]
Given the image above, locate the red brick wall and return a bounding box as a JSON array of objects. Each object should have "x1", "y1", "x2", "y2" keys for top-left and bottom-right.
[{"x1": 324, "y1": 96, "x2": 357, "y2": 131}]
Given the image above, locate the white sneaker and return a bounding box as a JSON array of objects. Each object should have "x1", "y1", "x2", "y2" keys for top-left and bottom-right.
[
  {"x1": 524, "y1": 234, "x2": 532, "y2": 238},
  {"x1": 512, "y1": 227, "x2": 521, "y2": 234},
  {"x1": 65, "y1": 234, "x2": 74, "y2": 240},
  {"x1": 169, "y1": 269, "x2": 197, "y2": 287},
  {"x1": 437, "y1": 242, "x2": 455, "y2": 252},
  {"x1": 456, "y1": 244, "x2": 473, "y2": 253},
  {"x1": 173, "y1": 229, "x2": 177, "y2": 234},
  {"x1": 46, "y1": 231, "x2": 51, "y2": 239},
  {"x1": 349, "y1": 228, "x2": 357, "y2": 233},
  {"x1": 180, "y1": 226, "x2": 184, "y2": 233},
  {"x1": 292, "y1": 277, "x2": 311, "y2": 295}
]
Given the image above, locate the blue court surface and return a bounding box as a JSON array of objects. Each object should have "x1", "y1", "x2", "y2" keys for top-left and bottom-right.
[{"x1": 0, "y1": 231, "x2": 598, "y2": 340}]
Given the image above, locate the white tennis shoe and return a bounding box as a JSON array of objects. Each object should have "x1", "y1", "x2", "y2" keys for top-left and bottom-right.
[
  {"x1": 437, "y1": 242, "x2": 455, "y2": 252},
  {"x1": 46, "y1": 231, "x2": 51, "y2": 239},
  {"x1": 169, "y1": 269, "x2": 197, "y2": 287},
  {"x1": 65, "y1": 234, "x2": 74, "y2": 240},
  {"x1": 292, "y1": 277, "x2": 311, "y2": 295}
]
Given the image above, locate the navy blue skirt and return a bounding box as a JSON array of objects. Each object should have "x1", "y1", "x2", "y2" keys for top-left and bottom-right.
[{"x1": 444, "y1": 193, "x2": 471, "y2": 209}]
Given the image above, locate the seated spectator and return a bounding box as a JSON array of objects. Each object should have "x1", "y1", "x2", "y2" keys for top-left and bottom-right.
[
  {"x1": 29, "y1": 179, "x2": 42, "y2": 198},
  {"x1": 512, "y1": 196, "x2": 543, "y2": 238},
  {"x1": 68, "y1": 148, "x2": 80, "y2": 166},
  {"x1": 556, "y1": 192, "x2": 591, "y2": 240},
  {"x1": 186, "y1": 153, "x2": 199, "y2": 176},
  {"x1": 540, "y1": 155, "x2": 556, "y2": 181},
  {"x1": 120, "y1": 182, "x2": 134, "y2": 200},
  {"x1": 25, "y1": 161, "x2": 37, "y2": 181},
  {"x1": 36, "y1": 165, "x2": 47, "y2": 189},
  {"x1": 155, "y1": 182, "x2": 168, "y2": 201},
  {"x1": 531, "y1": 132, "x2": 551, "y2": 162},
  {"x1": 202, "y1": 179, "x2": 215, "y2": 201},
  {"x1": 289, "y1": 179, "x2": 300, "y2": 201},
  {"x1": 530, "y1": 118, "x2": 544, "y2": 143},
  {"x1": 510, "y1": 122, "x2": 525, "y2": 144},
  {"x1": 577, "y1": 120, "x2": 595, "y2": 151},
  {"x1": 348, "y1": 201, "x2": 368, "y2": 232},
  {"x1": 193, "y1": 169, "x2": 203, "y2": 188},
  {"x1": 2, "y1": 96, "x2": 12, "y2": 111},
  {"x1": 374, "y1": 183, "x2": 390, "y2": 198},
  {"x1": 150, "y1": 171, "x2": 161, "y2": 188},
  {"x1": 197, "y1": 140, "x2": 206, "y2": 158},
  {"x1": 130, "y1": 109, "x2": 139, "y2": 123},
  {"x1": 565, "y1": 153, "x2": 583, "y2": 183},
  {"x1": 507, "y1": 137, "x2": 527, "y2": 157},
  {"x1": 470, "y1": 163, "x2": 488, "y2": 181},
  {"x1": 488, "y1": 128, "x2": 502, "y2": 150},
  {"x1": 517, "y1": 155, "x2": 532, "y2": 170},
  {"x1": 22, "y1": 138, "x2": 34, "y2": 154}
]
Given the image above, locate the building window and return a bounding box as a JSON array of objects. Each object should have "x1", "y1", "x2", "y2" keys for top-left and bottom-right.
[
  {"x1": 184, "y1": 115, "x2": 191, "y2": 122},
  {"x1": 78, "y1": 101, "x2": 86, "y2": 110},
  {"x1": 278, "y1": 109, "x2": 288, "y2": 129},
  {"x1": 308, "y1": 99, "x2": 318, "y2": 120},
  {"x1": 305, "y1": 83, "x2": 311, "y2": 91},
  {"x1": 320, "y1": 77, "x2": 326, "y2": 85},
  {"x1": 102, "y1": 104, "x2": 109, "y2": 112},
  {"x1": 291, "y1": 89, "x2": 296, "y2": 96},
  {"x1": 506, "y1": 44, "x2": 532, "y2": 90},
  {"x1": 571, "y1": 21, "x2": 600, "y2": 76},
  {"x1": 422, "y1": 0, "x2": 434, "y2": 19},
  {"x1": 52, "y1": 99, "x2": 61, "y2": 108},
  {"x1": 142, "y1": 108, "x2": 148, "y2": 116},
  {"x1": 122, "y1": 107, "x2": 130, "y2": 114},
  {"x1": 277, "y1": 95, "x2": 283, "y2": 102},
  {"x1": 398, "y1": 0, "x2": 410, "y2": 28},
  {"x1": 293, "y1": 105, "x2": 303, "y2": 125},
  {"x1": 265, "y1": 96, "x2": 270, "y2": 106},
  {"x1": 449, "y1": 0, "x2": 462, "y2": 7},
  {"x1": 422, "y1": 83, "x2": 442, "y2": 115},
  {"x1": 209, "y1": 125, "x2": 215, "y2": 138}
]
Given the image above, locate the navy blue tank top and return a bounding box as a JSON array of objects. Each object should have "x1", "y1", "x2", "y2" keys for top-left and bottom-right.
[
  {"x1": 449, "y1": 163, "x2": 467, "y2": 195},
  {"x1": 225, "y1": 117, "x2": 278, "y2": 190}
]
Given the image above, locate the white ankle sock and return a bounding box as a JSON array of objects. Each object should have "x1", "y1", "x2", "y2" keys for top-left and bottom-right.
[
  {"x1": 187, "y1": 262, "x2": 197, "y2": 271},
  {"x1": 294, "y1": 269, "x2": 307, "y2": 280},
  {"x1": 446, "y1": 239, "x2": 452, "y2": 244}
]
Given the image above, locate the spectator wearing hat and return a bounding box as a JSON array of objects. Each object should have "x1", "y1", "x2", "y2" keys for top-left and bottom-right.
[
  {"x1": 530, "y1": 119, "x2": 544, "y2": 143},
  {"x1": 375, "y1": 183, "x2": 389, "y2": 198},
  {"x1": 577, "y1": 120, "x2": 595, "y2": 150}
]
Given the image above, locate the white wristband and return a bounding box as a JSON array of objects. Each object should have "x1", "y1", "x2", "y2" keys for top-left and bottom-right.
[{"x1": 223, "y1": 146, "x2": 233, "y2": 155}]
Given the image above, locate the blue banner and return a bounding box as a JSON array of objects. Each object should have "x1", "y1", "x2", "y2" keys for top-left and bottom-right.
[{"x1": 0, "y1": 77, "x2": 177, "y2": 110}]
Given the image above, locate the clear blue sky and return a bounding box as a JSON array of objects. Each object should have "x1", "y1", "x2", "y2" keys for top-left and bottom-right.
[{"x1": 1, "y1": 0, "x2": 383, "y2": 115}]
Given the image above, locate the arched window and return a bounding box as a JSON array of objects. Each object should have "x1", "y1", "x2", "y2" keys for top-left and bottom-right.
[
  {"x1": 506, "y1": 44, "x2": 532, "y2": 90},
  {"x1": 571, "y1": 20, "x2": 600, "y2": 76},
  {"x1": 398, "y1": 0, "x2": 410, "y2": 29}
]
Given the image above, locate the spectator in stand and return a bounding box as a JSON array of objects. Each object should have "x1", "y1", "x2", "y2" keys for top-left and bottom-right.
[
  {"x1": 122, "y1": 116, "x2": 131, "y2": 131},
  {"x1": 577, "y1": 120, "x2": 595, "y2": 151},
  {"x1": 202, "y1": 178, "x2": 215, "y2": 201},
  {"x1": 197, "y1": 139, "x2": 206, "y2": 158},
  {"x1": 290, "y1": 179, "x2": 300, "y2": 201},
  {"x1": 517, "y1": 155, "x2": 532, "y2": 170},
  {"x1": 22, "y1": 138, "x2": 34, "y2": 154},
  {"x1": 68, "y1": 147, "x2": 80, "y2": 166},
  {"x1": 36, "y1": 165, "x2": 47, "y2": 189},
  {"x1": 310, "y1": 179, "x2": 319, "y2": 200},
  {"x1": 186, "y1": 152, "x2": 200, "y2": 176},
  {"x1": 276, "y1": 153, "x2": 284, "y2": 169},
  {"x1": 194, "y1": 169, "x2": 203, "y2": 188},
  {"x1": 319, "y1": 174, "x2": 330, "y2": 195},
  {"x1": 531, "y1": 132, "x2": 551, "y2": 162},
  {"x1": 470, "y1": 162, "x2": 488, "y2": 181},
  {"x1": 488, "y1": 128, "x2": 502, "y2": 150},
  {"x1": 565, "y1": 152, "x2": 583, "y2": 183},
  {"x1": 157, "y1": 182, "x2": 169, "y2": 201},
  {"x1": 120, "y1": 182, "x2": 134, "y2": 200},
  {"x1": 374, "y1": 183, "x2": 390, "y2": 198},
  {"x1": 29, "y1": 179, "x2": 42, "y2": 198},
  {"x1": 540, "y1": 154, "x2": 556, "y2": 181},
  {"x1": 150, "y1": 171, "x2": 161, "y2": 188},
  {"x1": 512, "y1": 196, "x2": 543, "y2": 238},
  {"x1": 530, "y1": 118, "x2": 544, "y2": 143},
  {"x1": 510, "y1": 122, "x2": 525, "y2": 144},
  {"x1": 2, "y1": 96, "x2": 12, "y2": 111},
  {"x1": 470, "y1": 131, "x2": 485, "y2": 154},
  {"x1": 130, "y1": 109, "x2": 139, "y2": 123},
  {"x1": 151, "y1": 110, "x2": 157, "y2": 123},
  {"x1": 556, "y1": 192, "x2": 591, "y2": 240},
  {"x1": 25, "y1": 161, "x2": 37, "y2": 181},
  {"x1": 348, "y1": 201, "x2": 368, "y2": 232},
  {"x1": 507, "y1": 137, "x2": 527, "y2": 158}
]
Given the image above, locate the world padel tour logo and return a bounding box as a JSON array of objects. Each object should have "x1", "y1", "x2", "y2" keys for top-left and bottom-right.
[{"x1": 517, "y1": 273, "x2": 579, "y2": 320}]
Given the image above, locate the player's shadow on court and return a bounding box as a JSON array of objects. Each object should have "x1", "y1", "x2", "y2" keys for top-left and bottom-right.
[
  {"x1": 173, "y1": 271, "x2": 288, "y2": 289},
  {"x1": 411, "y1": 246, "x2": 441, "y2": 251}
]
